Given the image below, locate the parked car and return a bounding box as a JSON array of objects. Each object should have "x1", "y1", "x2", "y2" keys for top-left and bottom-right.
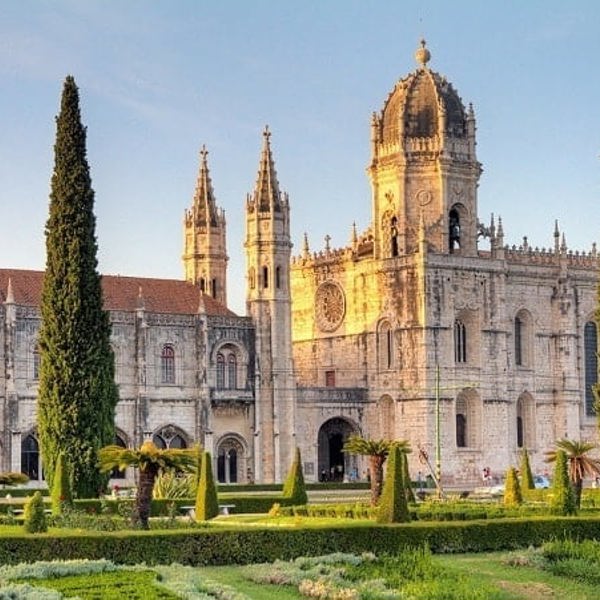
[{"x1": 534, "y1": 475, "x2": 550, "y2": 489}]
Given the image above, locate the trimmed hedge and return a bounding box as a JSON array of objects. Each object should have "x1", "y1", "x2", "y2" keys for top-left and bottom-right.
[{"x1": 2, "y1": 517, "x2": 600, "y2": 565}]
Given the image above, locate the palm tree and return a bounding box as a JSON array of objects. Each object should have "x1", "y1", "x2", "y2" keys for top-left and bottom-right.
[
  {"x1": 545, "y1": 438, "x2": 600, "y2": 508},
  {"x1": 98, "y1": 441, "x2": 198, "y2": 529},
  {"x1": 343, "y1": 435, "x2": 410, "y2": 506}
]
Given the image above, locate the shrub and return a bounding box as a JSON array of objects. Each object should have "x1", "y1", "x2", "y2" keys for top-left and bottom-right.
[
  {"x1": 51, "y1": 452, "x2": 73, "y2": 516},
  {"x1": 503, "y1": 467, "x2": 522, "y2": 507},
  {"x1": 550, "y1": 450, "x2": 576, "y2": 516},
  {"x1": 282, "y1": 447, "x2": 308, "y2": 505},
  {"x1": 23, "y1": 491, "x2": 47, "y2": 534},
  {"x1": 520, "y1": 448, "x2": 534, "y2": 490},
  {"x1": 195, "y1": 451, "x2": 218, "y2": 521},
  {"x1": 377, "y1": 445, "x2": 409, "y2": 523},
  {"x1": 401, "y1": 451, "x2": 415, "y2": 504}
]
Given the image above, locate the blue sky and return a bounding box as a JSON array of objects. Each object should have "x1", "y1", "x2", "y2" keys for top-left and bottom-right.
[{"x1": 0, "y1": 1, "x2": 599, "y2": 314}]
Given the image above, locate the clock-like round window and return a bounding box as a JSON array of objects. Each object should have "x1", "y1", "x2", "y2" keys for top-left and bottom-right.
[{"x1": 315, "y1": 281, "x2": 346, "y2": 332}]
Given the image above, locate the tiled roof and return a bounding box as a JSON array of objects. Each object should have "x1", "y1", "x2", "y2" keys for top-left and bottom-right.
[{"x1": 0, "y1": 269, "x2": 236, "y2": 317}]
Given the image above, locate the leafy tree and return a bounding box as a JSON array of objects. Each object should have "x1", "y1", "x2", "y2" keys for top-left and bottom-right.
[
  {"x1": 195, "y1": 451, "x2": 219, "y2": 521},
  {"x1": 343, "y1": 436, "x2": 409, "y2": 506},
  {"x1": 503, "y1": 466, "x2": 522, "y2": 507},
  {"x1": 51, "y1": 452, "x2": 73, "y2": 516},
  {"x1": 545, "y1": 439, "x2": 600, "y2": 508},
  {"x1": 37, "y1": 76, "x2": 119, "y2": 498},
  {"x1": 23, "y1": 491, "x2": 47, "y2": 534},
  {"x1": 377, "y1": 444, "x2": 410, "y2": 523},
  {"x1": 519, "y1": 448, "x2": 535, "y2": 491},
  {"x1": 99, "y1": 441, "x2": 196, "y2": 529},
  {"x1": 282, "y1": 447, "x2": 308, "y2": 505},
  {"x1": 548, "y1": 449, "x2": 576, "y2": 516}
]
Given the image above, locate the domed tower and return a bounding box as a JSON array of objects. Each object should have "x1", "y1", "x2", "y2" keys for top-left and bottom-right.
[
  {"x1": 183, "y1": 146, "x2": 228, "y2": 305},
  {"x1": 368, "y1": 40, "x2": 481, "y2": 258}
]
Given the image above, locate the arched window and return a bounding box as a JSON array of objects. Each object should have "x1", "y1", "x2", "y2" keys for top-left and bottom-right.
[
  {"x1": 449, "y1": 208, "x2": 461, "y2": 252},
  {"x1": 227, "y1": 354, "x2": 237, "y2": 389},
  {"x1": 153, "y1": 426, "x2": 188, "y2": 450},
  {"x1": 199, "y1": 278, "x2": 206, "y2": 293},
  {"x1": 454, "y1": 320, "x2": 467, "y2": 363},
  {"x1": 211, "y1": 278, "x2": 217, "y2": 298},
  {"x1": 161, "y1": 344, "x2": 175, "y2": 384},
  {"x1": 584, "y1": 321, "x2": 598, "y2": 417},
  {"x1": 515, "y1": 316, "x2": 523, "y2": 366},
  {"x1": 21, "y1": 434, "x2": 41, "y2": 480},
  {"x1": 276, "y1": 266, "x2": 281, "y2": 289},
  {"x1": 32, "y1": 346, "x2": 40, "y2": 381},
  {"x1": 216, "y1": 436, "x2": 245, "y2": 484},
  {"x1": 390, "y1": 216, "x2": 399, "y2": 258},
  {"x1": 111, "y1": 435, "x2": 127, "y2": 479},
  {"x1": 262, "y1": 266, "x2": 269, "y2": 289},
  {"x1": 516, "y1": 392, "x2": 535, "y2": 448},
  {"x1": 216, "y1": 353, "x2": 225, "y2": 389},
  {"x1": 378, "y1": 321, "x2": 393, "y2": 370},
  {"x1": 456, "y1": 391, "x2": 481, "y2": 448}
]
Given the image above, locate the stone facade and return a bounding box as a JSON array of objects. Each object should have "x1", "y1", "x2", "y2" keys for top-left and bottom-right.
[{"x1": 1, "y1": 41, "x2": 598, "y2": 488}]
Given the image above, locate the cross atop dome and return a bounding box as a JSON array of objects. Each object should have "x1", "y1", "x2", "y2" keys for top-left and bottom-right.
[{"x1": 415, "y1": 38, "x2": 431, "y2": 67}]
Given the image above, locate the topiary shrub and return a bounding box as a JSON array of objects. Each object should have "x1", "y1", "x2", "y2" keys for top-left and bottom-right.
[
  {"x1": 520, "y1": 448, "x2": 534, "y2": 491},
  {"x1": 503, "y1": 467, "x2": 522, "y2": 507},
  {"x1": 195, "y1": 451, "x2": 218, "y2": 521},
  {"x1": 401, "y1": 451, "x2": 415, "y2": 504},
  {"x1": 377, "y1": 445, "x2": 409, "y2": 523},
  {"x1": 550, "y1": 449, "x2": 576, "y2": 516},
  {"x1": 282, "y1": 447, "x2": 308, "y2": 506},
  {"x1": 23, "y1": 491, "x2": 47, "y2": 533},
  {"x1": 51, "y1": 452, "x2": 73, "y2": 516}
]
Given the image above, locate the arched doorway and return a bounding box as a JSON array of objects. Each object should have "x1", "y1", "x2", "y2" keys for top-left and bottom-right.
[
  {"x1": 317, "y1": 418, "x2": 358, "y2": 482},
  {"x1": 216, "y1": 436, "x2": 246, "y2": 484}
]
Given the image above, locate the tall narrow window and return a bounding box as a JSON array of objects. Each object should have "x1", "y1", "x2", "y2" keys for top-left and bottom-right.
[
  {"x1": 390, "y1": 217, "x2": 399, "y2": 257},
  {"x1": 516, "y1": 393, "x2": 535, "y2": 448},
  {"x1": 449, "y1": 208, "x2": 461, "y2": 252},
  {"x1": 216, "y1": 353, "x2": 225, "y2": 389},
  {"x1": 262, "y1": 266, "x2": 269, "y2": 289},
  {"x1": 227, "y1": 354, "x2": 237, "y2": 389},
  {"x1": 378, "y1": 321, "x2": 393, "y2": 370},
  {"x1": 325, "y1": 370, "x2": 336, "y2": 387},
  {"x1": 248, "y1": 268, "x2": 255, "y2": 290},
  {"x1": 199, "y1": 278, "x2": 206, "y2": 293},
  {"x1": 32, "y1": 346, "x2": 40, "y2": 381},
  {"x1": 276, "y1": 266, "x2": 281, "y2": 289},
  {"x1": 454, "y1": 320, "x2": 466, "y2": 363},
  {"x1": 211, "y1": 278, "x2": 217, "y2": 298},
  {"x1": 21, "y1": 434, "x2": 40, "y2": 480},
  {"x1": 456, "y1": 414, "x2": 467, "y2": 448},
  {"x1": 161, "y1": 344, "x2": 175, "y2": 384},
  {"x1": 515, "y1": 316, "x2": 523, "y2": 366},
  {"x1": 584, "y1": 321, "x2": 598, "y2": 416}
]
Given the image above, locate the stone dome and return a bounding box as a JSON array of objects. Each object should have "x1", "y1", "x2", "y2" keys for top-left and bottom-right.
[{"x1": 380, "y1": 42, "x2": 467, "y2": 143}]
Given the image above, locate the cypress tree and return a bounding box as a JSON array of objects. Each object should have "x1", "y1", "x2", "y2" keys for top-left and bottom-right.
[
  {"x1": 520, "y1": 448, "x2": 535, "y2": 491},
  {"x1": 37, "y1": 76, "x2": 118, "y2": 498},
  {"x1": 503, "y1": 466, "x2": 522, "y2": 507},
  {"x1": 401, "y1": 450, "x2": 415, "y2": 504},
  {"x1": 51, "y1": 452, "x2": 73, "y2": 516},
  {"x1": 377, "y1": 445, "x2": 409, "y2": 523},
  {"x1": 550, "y1": 449, "x2": 576, "y2": 516},
  {"x1": 195, "y1": 451, "x2": 219, "y2": 521},
  {"x1": 282, "y1": 447, "x2": 308, "y2": 505},
  {"x1": 23, "y1": 491, "x2": 47, "y2": 534}
]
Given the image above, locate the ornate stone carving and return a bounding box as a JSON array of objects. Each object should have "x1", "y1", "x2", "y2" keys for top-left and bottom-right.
[{"x1": 416, "y1": 189, "x2": 433, "y2": 206}]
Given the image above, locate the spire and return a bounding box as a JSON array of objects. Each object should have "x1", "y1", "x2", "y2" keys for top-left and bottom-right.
[
  {"x1": 192, "y1": 145, "x2": 218, "y2": 226},
  {"x1": 252, "y1": 126, "x2": 282, "y2": 212},
  {"x1": 350, "y1": 222, "x2": 358, "y2": 247},
  {"x1": 554, "y1": 220, "x2": 560, "y2": 253},
  {"x1": 5, "y1": 278, "x2": 14, "y2": 304},
  {"x1": 302, "y1": 232, "x2": 310, "y2": 258}
]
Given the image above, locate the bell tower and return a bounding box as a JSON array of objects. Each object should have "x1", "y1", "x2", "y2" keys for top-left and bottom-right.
[
  {"x1": 183, "y1": 146, "x2": 228, "y2": 305},
  {"x1": 368, "y1": 40, "x2": 482, "y2": 258},
  {"x1": 245, "y1": 126, "x2": 295, "y2": 482}
]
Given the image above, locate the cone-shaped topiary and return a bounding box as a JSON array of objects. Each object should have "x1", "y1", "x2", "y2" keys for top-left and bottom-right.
[
  {"x1": 377, "y1": 445, "x2": 409, "y2": 523},
  {"x1": 401, "y1": 450, "x2": 415, "y2": 504},
  {"x1": 51, "y1": 452, "x2": 73, "y2": 516},
  {"x1": 282, "y1": 447, "x2": 308, "y2": 505},
  {"x1": 520, "y1": 448, "x2": 535, "y2": 491},
  {"x1": 503, "y1": 466, "x2": 522, "y2": 507},
  {"x1": 23, "y1": 491, "x2": 47, "y2": 533},
  {"x1": 550, "y1": 449, "x2": 576, "y2": 515},
  {"x1": 195, "y1": 451, "x2": 219, "y2": 521}
]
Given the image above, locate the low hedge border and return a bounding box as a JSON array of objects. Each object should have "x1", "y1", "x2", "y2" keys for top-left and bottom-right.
[{"x1": 1, "y1": 516, "x2": 600, "y2": 565}]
